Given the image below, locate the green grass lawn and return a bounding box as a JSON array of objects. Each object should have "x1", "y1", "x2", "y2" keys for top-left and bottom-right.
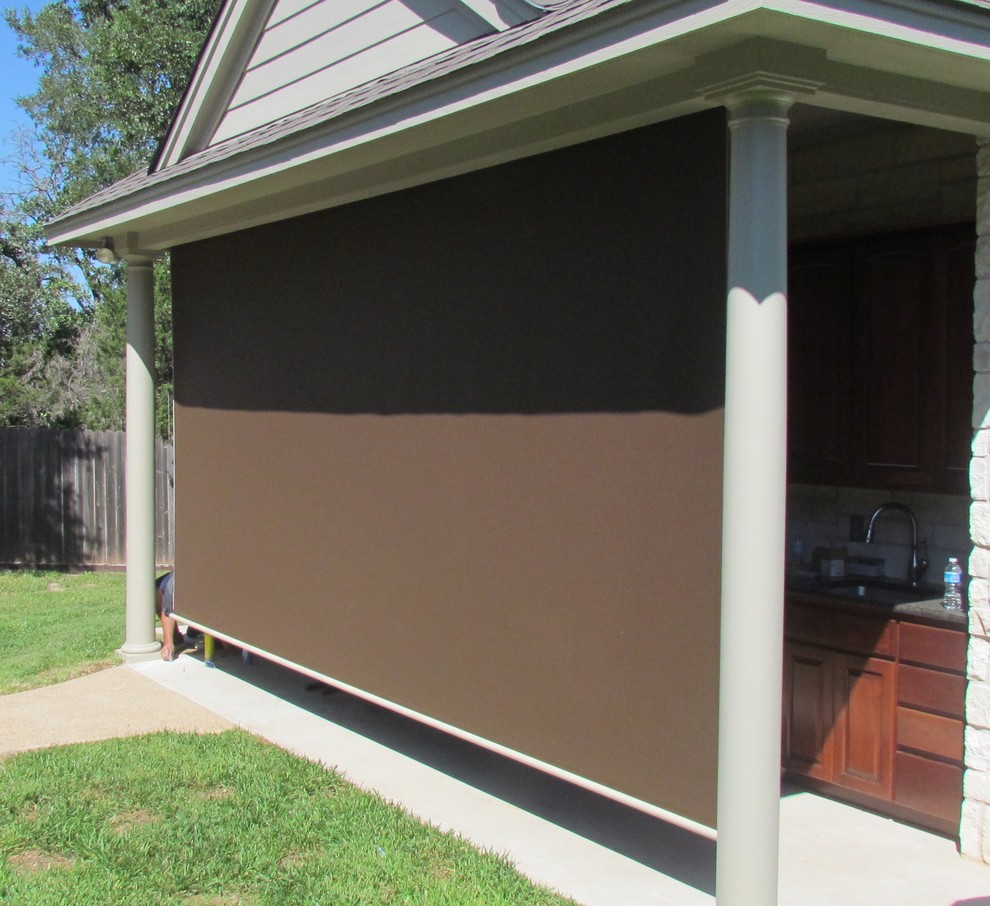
[
  {"x1": 0, "y1": 731, "x2": 573, "y2": 905},
  {"x1": 0, "y1": 570, "x2": 125, "y2": 694},
  {"x1": 0, "y1": 573, "x2": 577, "y2": 904}
]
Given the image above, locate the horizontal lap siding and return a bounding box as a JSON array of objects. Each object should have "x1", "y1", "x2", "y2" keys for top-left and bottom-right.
[
  {"x1": 214, "y1": 0, "x2": 489, "y2": 143},
  {"x1": 173, "y1": 110, "x2": 727, "y2": 828}
]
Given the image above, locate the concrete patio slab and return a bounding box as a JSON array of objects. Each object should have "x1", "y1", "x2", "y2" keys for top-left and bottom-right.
[{"x1": 128, "y1": 650, "x2": 990, "y2": 906}]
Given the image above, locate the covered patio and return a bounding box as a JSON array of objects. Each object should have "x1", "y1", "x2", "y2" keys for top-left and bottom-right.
[
  {"x1": 132, "y1": 650, "x2": 990, "y2": 906},
  {"x1": 45, "y1": 1, "x2": 990, "y2": 902}
]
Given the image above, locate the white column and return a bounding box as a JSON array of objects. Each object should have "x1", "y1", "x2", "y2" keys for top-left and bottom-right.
[
  {"x1": 118, "y1": 254, "x2": 160, "y2": 661},
  {"x1": 716, "y1": 93, "x2": 792, "y2": 906}
]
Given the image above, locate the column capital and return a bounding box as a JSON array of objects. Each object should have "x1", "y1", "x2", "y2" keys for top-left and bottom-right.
[
  {"x1": 723, "y1": 87, "x2": 798, "y2": 126},
  {"x1": 700, "y1": 75, "x2": 817, "y2": 121},
  {"x1": 694, "y1": 36, "x2": 824, "y2": 114},
  {"x1": 93, "y1": 232, "x2": 162, "y2": 265}
]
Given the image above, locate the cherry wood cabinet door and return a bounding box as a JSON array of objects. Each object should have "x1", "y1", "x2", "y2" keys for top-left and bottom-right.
[
  {"x1": 782, "y1": 642, "x2": 834, "y2": 781},
  {"x1": 830, "y1": 653, "x2": 895, "y2": 799},
  {"x1": 787, "y1": 245, "x2": 852, "y2": 484},
  {"x1": 852, "y1": 234, "x2": 931, "y2": 487},
  {"x1": 787, "y1": 223, "x2": 974, "y2": 493}
]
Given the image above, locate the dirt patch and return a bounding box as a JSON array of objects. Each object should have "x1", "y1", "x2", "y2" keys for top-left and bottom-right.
[
  {"x1": 111, "y1": 809, "x2": 162, "y2": 833},
  {"x1": 278, "y1": 851, "x2": 307, "y2": 870},
  {"x1": 197, "y1": 784, "x2": 235, "y2": 801},
  {"x1": 7, "y1": 849, "x2": 75, "y2": 873},
  {"x1": 181, "y1": 893, "x2": 258, "y2": 905},
  {"x1": 18, "y1": 803, "x2": 42, "y2": 822}
]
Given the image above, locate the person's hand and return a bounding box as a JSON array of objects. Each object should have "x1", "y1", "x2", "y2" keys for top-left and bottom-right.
[{"x1": 161, "y1": 642, "x2": 175, "y2": 661}]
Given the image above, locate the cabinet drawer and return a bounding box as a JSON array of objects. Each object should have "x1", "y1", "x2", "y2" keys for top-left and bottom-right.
[
  {"x1": 899, "y1": 622, "x2": 966, "y2": 671},
  {"x1": 898, "y1": 664, "x2": 966, "y2": 718},
  {"x1": 786, "y1": 602, "x2": 895, "y2": 656},
  {"x1": 896, "y1": 707, "x2": 964, "y2": 761},
  {"x1": 894, "y1": 751, "x2": 963, "y2": 823}
]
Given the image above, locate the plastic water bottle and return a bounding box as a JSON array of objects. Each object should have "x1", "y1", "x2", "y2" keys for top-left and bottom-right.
[{"x1": 943, "y1": 557, "x2": 963, "y2": 611}]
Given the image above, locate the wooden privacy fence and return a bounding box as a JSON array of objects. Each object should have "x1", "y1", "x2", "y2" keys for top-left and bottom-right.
[{"x1": 0, "y1": 428, "x2": 174, "y2": 569}]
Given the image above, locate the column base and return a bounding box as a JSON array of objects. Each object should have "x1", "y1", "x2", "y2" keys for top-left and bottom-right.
[{"x1": 117, "y1": 641, "x2": 162, "y2": 663}]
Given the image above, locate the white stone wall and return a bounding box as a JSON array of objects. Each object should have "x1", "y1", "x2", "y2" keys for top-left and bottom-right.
[{"x1": 964, "y1": 139, "x2": 990, "y2": 861}]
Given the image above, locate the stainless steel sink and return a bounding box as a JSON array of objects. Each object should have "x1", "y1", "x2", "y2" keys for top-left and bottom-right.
[{"x1": 814, "y1": 578, "x2": 940, "y2": 606}]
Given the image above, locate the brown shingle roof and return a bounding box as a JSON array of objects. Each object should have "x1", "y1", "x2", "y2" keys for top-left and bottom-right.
[{"x1": 52, "y1": 0, "x2": 632, "y2": 225}]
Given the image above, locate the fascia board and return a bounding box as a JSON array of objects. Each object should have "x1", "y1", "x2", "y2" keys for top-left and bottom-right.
[
  {"x1": 776, "y1": 0, "x2": 990, "y2": 60},
  {"x1": 155, "y1": 0, "x2": 277, "y2": 171},
  {"x1": 46, "y1": 0, "x2": 990, "y2": 251},
  {"x1": 457, "y1": 0, "x2": 549, "y2": 27},
  {"x1": 45, "y1": 0, "x2": 746, "y2": 248},
  {"x1": 158, "y1": 0, "x2": 546, "y2": 171}
]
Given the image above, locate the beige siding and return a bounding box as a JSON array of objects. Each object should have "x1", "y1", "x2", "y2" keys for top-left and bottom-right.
[{"x1": 212, "y1": 0, "x2": 493, "y2": 144}]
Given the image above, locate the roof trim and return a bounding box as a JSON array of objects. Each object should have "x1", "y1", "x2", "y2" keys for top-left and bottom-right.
[
  {"x1": 154, "y1": 0, "x2": 552, "y2": 171},
  {"x1": 47, "y1": 0, "x2": 990, "y2": 253},
  {"x1": 154, "y1": 0, "x2": 277, "y2": 171},
  {"x1": 457, "y1": 0, "x2": 551, "y2": 28}
]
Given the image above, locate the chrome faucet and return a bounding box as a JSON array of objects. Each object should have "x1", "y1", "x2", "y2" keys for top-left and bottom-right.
[{"x1": 864, "y1": 502, "x2": 929, "y2": 588}]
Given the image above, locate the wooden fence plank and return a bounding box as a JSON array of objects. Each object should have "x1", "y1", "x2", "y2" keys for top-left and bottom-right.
[
  {"x1": 155, "y1": 441, "x2": 174, "y2": 566},
  {"x1": 106, "y1": 432, "x2": 123, "y2": 566},
  {"x1": 0, "y1": 427, "x2": 174, "y2": 569},
  {"x1": 93, "y1": 431, "x2": 109, "y2": 566},
  {"x1": 18, "y1": 430, "x2": 35, "y2": 561}
]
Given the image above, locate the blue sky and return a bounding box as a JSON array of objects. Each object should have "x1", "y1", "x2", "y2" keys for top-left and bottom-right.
[{"x1": 1, "y1": 1, "x2": 49, "y2": 195}]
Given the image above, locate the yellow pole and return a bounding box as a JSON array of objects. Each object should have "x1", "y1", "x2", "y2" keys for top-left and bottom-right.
[{"x1": 204, "y1": 634, "x2": 216, "y2": 668}]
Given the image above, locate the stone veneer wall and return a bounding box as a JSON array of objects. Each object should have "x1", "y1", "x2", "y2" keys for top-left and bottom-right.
[{"x1": 964, "y1": 140, "x2": 990, "y2": 861}]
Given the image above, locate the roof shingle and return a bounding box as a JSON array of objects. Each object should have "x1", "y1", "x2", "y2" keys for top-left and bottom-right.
[{"x1": 52, "y1": 0, "x2": 631, "y2": 225}]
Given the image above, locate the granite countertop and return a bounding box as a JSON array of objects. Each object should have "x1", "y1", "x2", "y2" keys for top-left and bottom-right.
[{"x1": 786, "y1": 573, "x2": 968, "y2": 629}]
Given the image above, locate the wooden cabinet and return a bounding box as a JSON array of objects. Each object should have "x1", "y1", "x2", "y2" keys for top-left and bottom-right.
[
  {"x1": 788, "y1": 224, "x2": 975, "y2": 492},
  {"x1": 788, "y1": 244, "x2": 853, "y2": 484},
  {"x1": 832, "y1": 652, "x2": 896, "y2": 798},
  {"x1": 894, "y1": 623, "x2": 967, "y2": 830},
  {"x1": 783, "y1": 596, "x2": 966, "y2": 836},
  {"x1": 783, "y1": 604, "x2": 895, "y2": 799},
  {"x1": 783, "y1": 642, "x2": 835, "y2": 781}
]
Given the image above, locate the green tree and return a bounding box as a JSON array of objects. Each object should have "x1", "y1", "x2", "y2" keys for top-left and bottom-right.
[
  {"x1": 0, "y1": 205, "x2": 83, "y2": 425},
  {"x1": 3, "y1": 0, "x2": 220, "y2": 435}
]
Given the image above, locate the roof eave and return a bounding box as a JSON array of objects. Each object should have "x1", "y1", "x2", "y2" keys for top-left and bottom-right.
[{"x1": 46, "y1": 0, "x2": 990, "y2": 254}]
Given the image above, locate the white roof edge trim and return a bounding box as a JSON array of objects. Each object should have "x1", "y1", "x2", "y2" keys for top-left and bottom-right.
[
  {"x1": 155, "y1": 0, "x2": 277, "y2": 171},
  {"x1": 829, "y1": 0, "x2": 990, "y2": 31},
  {"x1": 457, "y1": 0, "x2": 549, "y2": 29},
  {"x1": 45, "y1": 0, "x2": 990, "y2": 249}
]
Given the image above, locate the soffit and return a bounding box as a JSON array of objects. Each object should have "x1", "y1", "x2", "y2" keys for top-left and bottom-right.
[{"x1": 46, "y1": 0, "x2": 990, "y2": 255}]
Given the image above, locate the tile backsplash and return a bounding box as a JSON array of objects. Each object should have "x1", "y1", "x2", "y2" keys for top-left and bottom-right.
[{"x1": 787, "y1": 484, "x2": 972, "y2": 584}]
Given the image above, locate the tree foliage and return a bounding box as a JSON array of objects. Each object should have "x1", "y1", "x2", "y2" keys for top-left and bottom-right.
[
  {"x1": 0, "y1": 205, "x2": 81, "y2": 425},
  {"x1": 1, "y1": 0, "x2": 219, "y2": 435}
]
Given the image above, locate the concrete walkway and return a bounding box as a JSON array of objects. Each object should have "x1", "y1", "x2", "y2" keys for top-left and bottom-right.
[
  {"x1": 0, "y1": 664, "x2": 233, "y2": 757},
  {"x1": 4, "y1": 651, "x2": 990, "y2": 905}
]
